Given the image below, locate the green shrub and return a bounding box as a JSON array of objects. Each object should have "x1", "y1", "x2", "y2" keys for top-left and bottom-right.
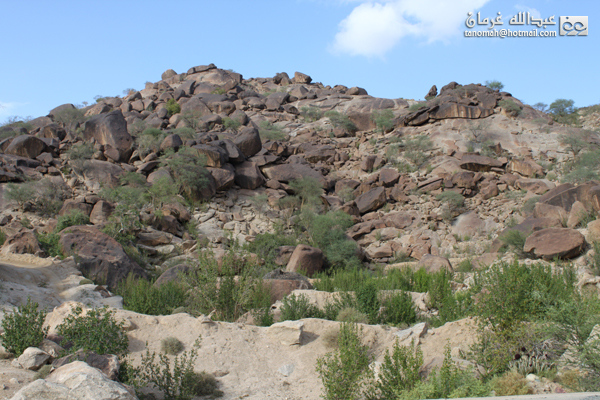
[
  {"x1": 490, "y1": 371, "x2": 531, "y2": 395},
  {"x1": 279, "y1": 293, "x2": 323, "y2": 321},
  {"x1": 324, "y1": 110, "x2": 357, "y2": 134},
  {"x1": 182, "y1": 371, "x2": 221, "y2": 397},
  {"x1": 336, "y1": 308, "x2": 369, "y2": 324},
  {"x1": 258, "y1": 120, "x2": 286, "y2": 141},
  {"x1": 371, "y1": 339, "x2": 423, "y2": 398},
  {"x1": 380, "y1": 291, "x2": 416, "y2": 326},
  {"x1": 355, "y1": 282, "x2": 380, "y2": 324},
  {"x1": 222, "y1": 117, "x2": 241, "y2": 133},
  {"x1": 183, "y1": 250, "x2": 268, "y2": 322},
  {"x1": 56, "y1": 305, "x2": 128, "y2": 355},
  {"x1": 408, "y1": 103, "x2": 427, "y2": 112},
  {"x1": 404, "y1": 135, "x2": 433, "y2": 166},
  {"x1": 171, "y1": 127, "x2": 195, "y2": 139},
  {"x1": 33, "y1": 364, "x2": 52, "y2": 380},
  {"x1": 300, "y1": 106, "x2": 323, "y2": 122},
  {"x1": 244, "y1": 232, "x2": 298, "y2": 269},
  {"x1": 180, "y1": 110, "x2": 203, "y2": 130},
  {"x1": 499, "y1": 229, "x2": 529, "y2": 254},
  {"x1": 66, "y1": 142, "x2": 95, "y2": 174},
  {"x1": 485, "y1": 80, "x2": 504, "y2": 91},
  {"x1": 436, "y1": 191, "x2": 464, "y2": 210},
  {"x1": 56, "y1": 210, "x2": 90, "y2": 232},
  {"x1": 4, "y1": 182, "x2": 35, "y2": 209},
  {"x1": 136, "y1": 338, "x2": 215, "y2": 400},
  {"x1": 161, "y1": 337, "x2": 184, "y2": 355},
  {"x1": 499, "y1": 99, "x2": 522, "y2": 117},
  {"x1": 160, "y1": 147, "x2": 208, "y2": 202},
  {"x1": 166, "y1": 99, "x2": 181, "y2": 117},
  {"x1": 36, "y1": 232, "x2": 63, "y2": 258},
  {"x1": 116, "y1": 274, "x2": 188, "y2": 316},
  {"x1": 316, "y1": 322, "x2": 372, "y2": 400},
  {"x1": 314, "y1": 267, "x2": 433, "y2": 293},
  {"x1": 522, "y1": 195, "x2": 540, "y2": 214},
  {"x1": 0, "y1": 298, "x2": 48, "y2": 356},
  {"x1": 53, "y1": 107, "x2": 86, "y2": 132},
  {"x1": 288, "y1": 177, "x2": 322, "y2": 210},
  {"x1": 549, "y1": 99, "x2": 579, "y2": 125},
  {"x1": 371, "y1": 109, "x2": 395, "y2": 133}
]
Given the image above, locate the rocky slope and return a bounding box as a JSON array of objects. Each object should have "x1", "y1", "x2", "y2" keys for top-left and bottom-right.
[{"x1": 1, "y1": 64, "x2": 600, "y2": 398}]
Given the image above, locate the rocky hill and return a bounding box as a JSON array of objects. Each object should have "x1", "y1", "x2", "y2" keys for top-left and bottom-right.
[{"x1": 1, "y1": 64, "x2": 600, "y2": 399}]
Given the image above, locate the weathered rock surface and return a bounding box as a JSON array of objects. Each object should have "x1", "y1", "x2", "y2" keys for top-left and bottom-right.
[{"x1": 523, "y1": 228, "x2": 586, "y2": 260}]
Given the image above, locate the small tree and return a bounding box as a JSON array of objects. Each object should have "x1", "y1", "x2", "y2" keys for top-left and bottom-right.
[
  {"x1": 371, "y1": 109, "x2": 395, "y2": 133},
  {"x1": 549, "y1": 99, "x2": 579, "y2": 125},
  {"x1": 532, "y1": 102, "x2": 548, "y2": 112},
  {"x1": 485, "y1": 80, "x2": 504, "y2": 91},
  {"x1": 4, "y1": 182, "x2": 35, "y2": 209},
  {"x1": 166, "y1": 99, "x2": 181, "y2": 117}
]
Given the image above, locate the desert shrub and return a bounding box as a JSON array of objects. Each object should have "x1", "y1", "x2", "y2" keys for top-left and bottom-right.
[
  {"x1": 490, "y1": 371, "x2": 531, "y2": 395},
  {"x1": 457, "y1": 258, "x2": 473, "y2": 272},
  {"x1": 316, "y1": 322, "x2": 372, "y2": 400},
  {"x1": 371, "y1": 109, "x2": 394, "y2": 133},
  {"x1": 408, "y1": 103, "x2": 427, "y2": 112},
  {"x1": 258, "y1": 120, "x2": 286, "y2": 141},
  {"x1": 56, "y1": 305, "x2": 128, "y2": 356},
  {"x1": 324, "y1": 110, "x2": 357, "y2": 134},
  {"x1": 116, "y1": 274, "x2": 188, "y2": 316},
  {"x1": 533, "y1": 102, "x2": 548, "y2": 112},
  {"x1": 521, "y1": 195, "x2": 540, "y2": 214},
  {"x1": 244, "y1": 232, "x2": 298, "y2": 270},
  {"x1": 33, "y1": 364, "x2": 52, "y2": 380},
  {"x1": 137, "y1": 127, "x2": 167, "y2": 156},
  {"x1": 499, "y1": 99, "x2": 522, "y2": 117},
  {"x1": 1, "y1": 116, "x2": 34, "y2": 134},
  {"x1": 56, "y1": 210, "x2": 90, "y2": 232},
  {"x1": 371, "y1": 339, "x2": 423, "y2": 399},
  {"x1": 161, "y1": 337, "x2": 184, "y2": 355},
  {"x1": 436, "y1": 191, "x2": 464, "y2": 210},
  {"x1": 404, "y1": 135, "x2": 433, "y2": 166},
  {"x1": 36, "y1": 232, "x2": 63, "y2": 258},
  {"x1": 560, "y1": 133, "x2": 587, "y2": 156},
  {"x1": 4, "y1": 182, "x2": 35, "y2": 209},
  {"x1": 160, "y1": 147, "x2": 208, "y2": 202},
  {"x1": 562, "y1": 148, "x2": 600, "y2": 183},
  {"x1": 280, "y1": 293, "x2": 323, "y2": 321},
  {"x1": 588, "y1": 241, "x2": 600, "y2": 275},
  {"x1": 53, "y1": 107, "x2": 86, "y2": 132},
  {"x1": 32, "y1": 178, "x2": 68, "y2": 217},
  {"x1": 128, "y1": 119, "x2": 147, "y2": 136},
  {"x1": 0, "y1": 230, "x2": 5, "y2": 246},
  {"x1": 549, "y1": 99, "x2": 579, "y2": 125},
  {"x1": 313, "y1": 267, "x2": 433, "y2": 293},
  {"x1": 380, "y1": 291, "x2": 416, "y2": 326},
  {"x1": 171, "y1": 127, "x2": 195, "y2": 139},
  {"x1": 166, "y1": 99, "x2": 181, "y2": 117},
  {"x1": 0, "y1": 298, "x2": 48, "y2": 356},
  {"x1": 355, "y1": 282, "x2": 380, "y2": 324},
  {"x1": 336, "y1": 308, "x2": 369, "y2": 324},
  {"x1": 222, "y1": 117, "x2": 241, "y2": 133},
  {"x1": 183, "y1": 250, "x2": 268, "y2": 322},
  {"x1": 300, "y1": 106, "x2": 322, "y2": 122},
  {"x1": 301, "y1": 210, "x2": 360, "y2": 270},
  {"x1": 499, "y1": 229, "x2": 529, "y2": 254},
  {"x1": 136, "y1": 338, "x2": 220, "y2": 400},
  {"x1": 66, "y1": 142, "x2": 95, "y2": 174},
  {"x1": 180, "y1": 110, "x2": 203, "y2": 130},
  {"x1": 288, "y1": 177, "x2": 322, "y2": 210},
  {"x1": 485, "y1": 80, "x2": 504, "y2": 91}
]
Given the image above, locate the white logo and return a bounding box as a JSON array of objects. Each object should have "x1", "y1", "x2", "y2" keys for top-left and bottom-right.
[{"x1": 559, "y1": 16, "x2": 588, "y2": 36}]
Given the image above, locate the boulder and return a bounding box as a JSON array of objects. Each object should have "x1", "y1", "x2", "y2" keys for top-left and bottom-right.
[
  {"x1": 208, "y1": 139, "x2": 245, "y2": 163},
  {"x1": 160, "y1": 134, "x2": 183, "y2": 152},
  {"x1": 355, "y1": 187, "x2": 387, "y2": 214},
  {"x1": 208, "y1": 167, "x2": 236, "y2": 191},
  {"x1": 285, "y1": 245, "x2": 324, "y2": 277},
  {"x1": 52, "y1": 351, "x2": 120, "y2": 381},
  {"x1": 234, "y1": 161, "x2": 265, "y2": 190},
  {"x1": 262, "y1": 163, "x2": 324, "y2": 184},
  {"x1": 508, "y1": 159, "x2": 544, "y2": 178},
  {"x1": 58, "y1": 226, "x2": 147, "y2": 289},
  {"x1": 292, "y1": 72, "x2": 312, "y2": 84},
  {"x1": 5, "y1": 135, "x2": 48, "y2": 159},
  {"x1": 154, "y1": 264, "x2": 193, "y2": 287},
  {"x1": 81, "y1": 160, "x2": 125, "y2": 189},
  {"x1": 459, "y1": 154, "x2": 503, "y2": 172},
  {"x1": 15, "y1": 347, "x2": 50, "y2": 371},
  {"x1": 515, "y1": 178, "x2": 555, "y2": 195},
  {"x1": 83, "y1": 110, "x2": 133, "y2": 163},
  {"x1": 38, "y1": 123, "x2": 67, "y2": 141},
  {"x1": 161, "y1": 69, "x2": 178, "y2": 80},
  {"x1": 523, "y1": 228, "x2": 585, "y2": 260},
  {"x1": 1, "y1": 230, "x2": 42, "y2": 256},
  {"x1": 233, "y1": 127, "x2": 262, "y2": 158},
  {"x1": 379, "y1": 168, "x2": 400, "y2": 187},
  {"x1": 263, "y1": 269, "x2": 313, "y2": 302},
  {"x1": 191, "y1": 144, "x2": 228, "y2": 168},
  {"x1": 89, "y1": 201, "x2": 114, "y2": 225},
  {"x1": 58, "y1": 200, "x2": 93, "y2": 217},
  {"x1": 418, "y1": 254, "x2": 453, "y2": 273}
]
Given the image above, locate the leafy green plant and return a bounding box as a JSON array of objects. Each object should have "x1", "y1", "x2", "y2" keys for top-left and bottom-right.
[
  {"x1": 324, "y1": 110, "x2": 357, "y2": 134},
  {"x1": 490, "y1": 371, "x2": 531, "y2": 395},
  {"x1": 300, "y1": 106, "x2": 323, "y2": 122},
  {"x1": 258, "y1": 120, "x2": 286, "y2": 141},
  {"x1": 36, "y1": 232, "x2": 63, "y2": 258},
  {"x1": 161, "y1": 337, "x2": 184, "y2": 355},
  {"x1": 116, "y1": 274, "x2": 188, "y2": 316},
  {"x1": 404, "y1": 135, "x2": 433, "y2": 166},
  {"x1": 355, "y1": 282, "x2": 380, "y2": 324},
  {"x1": 336, "y1": 308, "x2": 369, "y2": 324},
  {"x1": 56, "y1": 210, "x2": 90, "y2": 232},
  {"x1": 549, "y1": 99, "x2": 579, "y2": 126},
  {"x1": 166, "y1": 99, "x2": 181, "y2": 117},
  {"x1": 371, "y1": 109, "x2": 395, "y2": 133},
  {"x1": 4, "y1": 182, "x2": 35, "y2": 209},
  {"x1": 408, "y1": 103, "x2": 427, "y2": 112},
  {"x1": 160, "y1": 147, "x2": 208, "y2": 202},
  {"x1": 499, "y1": 99, "x2": 522, "y2": 117},
  {"x1": 222, "y1": 117, "x2": 241, "y2": 133},
  {"x1": 53, "y1": 107, "x2": 86, "y2": 133},
  {"x1": 499, "y1": 229, "x2": 529, "y2": 254},
  {"x1": 371, "y1": 339, "x2": 423, "y2": 399},
  {"x1": 380, "y1": 290, "x2": 416, "y2": 326},
  {"x1": 33, "y1": 364, "x2": 52, "y2": 380},
  {"x1": 316, "y1": 322, "x2": 373, "y2": 400},
  {"x1": 0, "y1": 298, "x2": 48, "y2": 356},
  {"x1": 56, "y1": 305, "x2": 129, "y2": 356},
  {"x1": 288, "y1": 177, "x2": 322, "y2": 210},
  {"x1": 279, "y1": 293, "x2": 323, "y2": 321},
  {"x1": 485, "y1": 80, "x2": 504, "y2": 91}
]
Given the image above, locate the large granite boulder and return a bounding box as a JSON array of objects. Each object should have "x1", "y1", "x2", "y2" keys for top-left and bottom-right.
[
  {"x1": 83, "y1": 110, "x2": 133, "y2": 162},
  {"x1": 523, "y1": 227, "x2": 586, "y2": 260}
]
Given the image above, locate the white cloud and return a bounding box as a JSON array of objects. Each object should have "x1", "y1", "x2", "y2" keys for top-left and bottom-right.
[
  {"x1": 515, "y1": 5, "x2": 541, "y2": 19},
  {"x1": 331, "y1": 0, "x2": 490, "y2": 57},
  {"x1": 0, "y1": 102, "x2": 29, "y2": 121}
]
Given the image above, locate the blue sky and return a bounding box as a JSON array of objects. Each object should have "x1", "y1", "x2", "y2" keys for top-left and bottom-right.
[{"x1": 0, "y1": 0, "x2": 597, "y2": 121}]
